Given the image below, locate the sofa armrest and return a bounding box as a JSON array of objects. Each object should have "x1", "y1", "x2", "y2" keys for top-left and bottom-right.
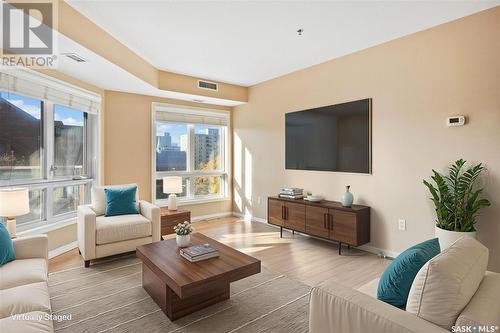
[
  {"x1": 309, "y1": 282, "x2": 449, "y2": 333},
  {"x1": 139, "y1": 200, "x2": 160, "y2": 242},
  {"x1": 456, "y1": 271, "x2": 500, "y2": 327},
  {"x1": 12, "y1": 235, "x2": 48, "y2": 260},
  {"x1": 77, "y1": 204, "x2": 97, "y2": 260}
]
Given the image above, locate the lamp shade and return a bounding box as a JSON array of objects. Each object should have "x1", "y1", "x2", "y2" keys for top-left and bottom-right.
[
  {"x1": 0, "y1": 188, "x2": 30, "y2": 217},
  {"x1": 163, "y1": 177, "x2": 183, "y2": 194}
]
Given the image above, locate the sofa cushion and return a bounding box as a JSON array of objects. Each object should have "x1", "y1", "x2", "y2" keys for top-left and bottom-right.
[
  {"x1": 0, "y1": 223, "x2": 15, "y2": 266},
  {"x1": 104, "y1": 186, "x2": 139, "y2": 217},
  {"x1": 357, "y1": 277, "x2": 380, "y2": 298},
  {"x1": 0, "y1": 258, "x2": 47, "y2": 290},
  {"x1": 0, "y1": 282, "x2": 51, "y2": 319},
  {"x1": 96, "y1": 214, "x2": 151, "y2": 245},
  {"x1": 406, "y1": 237, "x2": 488, "y2": 330},
  {"x1": 377, "y1": 238, "x2": 440, "y2": 307},
  {"x1": 91, "y1": 183, "x2": 139, "y2": 216},
  {"x1": 0, "y1": 311, "x2": 53, "y2": 333},
  {"x1": 455, "y1": 271, "x2": 500, "y2": 327}
]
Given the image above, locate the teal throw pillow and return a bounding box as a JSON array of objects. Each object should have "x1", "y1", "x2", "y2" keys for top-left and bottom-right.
[
  {"x1": 377, "y1": 238, "x2": 440, "y2": 307},
  {"x1": 104, "y1": 186, "x2": 139, "y2": 217},
  {"x1": 0, "y1": 222, "x2": 15, "y2": 266}
]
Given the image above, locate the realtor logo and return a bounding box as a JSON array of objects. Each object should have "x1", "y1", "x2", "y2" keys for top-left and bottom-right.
[{"x1": 1, "y1": 1, "x2": 58, "y2": 67}]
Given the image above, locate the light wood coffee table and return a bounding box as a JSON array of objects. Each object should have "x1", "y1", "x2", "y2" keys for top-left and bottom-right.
[{"x1": 136, "y1": 233, "x2": 261, "y2": 320}]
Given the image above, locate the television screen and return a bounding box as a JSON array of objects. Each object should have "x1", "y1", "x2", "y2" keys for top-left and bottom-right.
[{"x1": 285, "y1": 98, "x2": 371, "y2": 173}]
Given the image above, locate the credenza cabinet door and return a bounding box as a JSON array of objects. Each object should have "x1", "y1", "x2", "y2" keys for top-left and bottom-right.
[
  {"x1": 305, "y1": 206, "x2": 329, "y2": 239},
  {"x1": 284, "y1": 202, "x2": 306, "y2": 232},
  {"x1": 268, "y1": 199, "x2": 285, "y2": 226},
  {"x1": 331, "y1": 209, "x2": 357, "y2": 245}
]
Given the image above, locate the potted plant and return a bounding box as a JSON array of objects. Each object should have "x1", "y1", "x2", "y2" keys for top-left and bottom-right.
[
  {"x1": 173, "y1": 221, "x2": 193, "y2": 247},
  {"x1": 423, "y1": 159, "x2": 491, "y2": 249}
]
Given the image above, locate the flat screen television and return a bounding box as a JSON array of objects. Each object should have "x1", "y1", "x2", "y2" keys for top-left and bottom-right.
[{"x1": 285, "y1": 98, "x2": 371, "y2": 173}]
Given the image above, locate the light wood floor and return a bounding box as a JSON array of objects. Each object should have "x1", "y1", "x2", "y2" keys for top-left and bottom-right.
[{"x1": 49, "y1": 217, "x2": 390, "y2": 288}]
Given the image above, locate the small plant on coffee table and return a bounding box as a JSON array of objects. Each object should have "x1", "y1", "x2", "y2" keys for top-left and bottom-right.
[{"x1": 174, "y1": 221, "x2": 193, "y2": 235}]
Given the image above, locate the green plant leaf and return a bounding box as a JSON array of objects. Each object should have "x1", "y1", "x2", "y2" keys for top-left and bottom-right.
[{"x1": 424, "y1": 159, "x2": 490, "y2": 232}]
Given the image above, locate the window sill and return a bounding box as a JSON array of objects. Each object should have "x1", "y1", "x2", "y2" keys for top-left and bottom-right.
[
  {"x1": 17, "y1": 217, "x2": 76, "y2": 236},
  {"x1": 155, "y1": 196, "x2": 231, "y2": 207}
]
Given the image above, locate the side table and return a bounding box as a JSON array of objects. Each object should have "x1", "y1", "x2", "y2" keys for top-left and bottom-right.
[{"x1": 160, "y1": 208, "x2": 191, "y2": 239}]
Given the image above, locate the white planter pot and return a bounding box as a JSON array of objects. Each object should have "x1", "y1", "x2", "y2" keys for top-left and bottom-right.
[
  {"x1": 176, "y1": 234, "x2": 191, "y2": 248},
  {"x1": 435, "y1": 226, "x2": 476, "y2": 250}
]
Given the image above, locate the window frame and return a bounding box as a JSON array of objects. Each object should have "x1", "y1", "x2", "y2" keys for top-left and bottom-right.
[
  {"x1": 152, "y1": 103, "x2": 230, "y2": 206},
  {"x1": 0, "y1": 91, "x2": 100, "y2": 232}
]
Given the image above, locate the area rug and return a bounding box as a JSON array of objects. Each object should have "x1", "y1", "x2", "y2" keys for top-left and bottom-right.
[{"x1": 48, "y1": 255, "x2": 311, "y2": 333}]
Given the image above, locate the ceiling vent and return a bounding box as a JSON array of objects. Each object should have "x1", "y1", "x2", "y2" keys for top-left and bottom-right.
[
  {"x1": 62, "y1": 53, "x2": 86, "y2": 63},
  {"x1": 198, "y1": 80, "x2": 218, "y2": 91}
]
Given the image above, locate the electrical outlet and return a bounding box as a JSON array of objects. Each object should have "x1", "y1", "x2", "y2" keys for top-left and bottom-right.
[{"x1": 398, "y1": 219, "x2": 406, "y2": 231}]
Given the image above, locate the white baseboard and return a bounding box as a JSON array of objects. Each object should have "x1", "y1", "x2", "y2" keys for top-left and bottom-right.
[
  {"x1": 49, "y1": 241, "x2": 78, "y2": 259},
  {"x1": 357, "y1": 244, "x2": 399, "y2": 259},
  {"x1": 232, "y1": 211, "x2": 267, "y2": 224},
  {"x1": 232, "y1": 211, "x2": 399, "y2": 259},
  {"x1": 192, "y1": 211, "x2": 233, "y2": 222}
]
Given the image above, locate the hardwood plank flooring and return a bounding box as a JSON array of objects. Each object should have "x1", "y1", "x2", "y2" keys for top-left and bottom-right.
[{"x1": 49, "y1": 217, "x2": 390, "y2": 288}]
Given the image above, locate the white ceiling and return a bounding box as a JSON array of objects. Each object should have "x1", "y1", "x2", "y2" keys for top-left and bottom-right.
[{"x1": 66, "y1": 0, "x2": 500, "y2": 86}]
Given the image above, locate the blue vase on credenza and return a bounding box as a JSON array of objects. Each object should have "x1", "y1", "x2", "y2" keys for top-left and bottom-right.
[{"x1": 341, "y1": 185, "x2": 354, "y2": 207}]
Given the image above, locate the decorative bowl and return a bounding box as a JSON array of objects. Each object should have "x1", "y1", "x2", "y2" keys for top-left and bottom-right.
[{"x1": 306, "y1": 195, "x2": 324, "y2": 202}]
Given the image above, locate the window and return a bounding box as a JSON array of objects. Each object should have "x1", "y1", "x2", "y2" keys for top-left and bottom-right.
[
  {"x1": 0, "y1": 92, "x2": 43, "y2": 181},
  {"x1": 53, "y1": 105, "x2": 86, "y2": 177},
  {"x1": 153, "y1": 104, "x2": 229, "y2": 205},
  {"x1": 0, "y1": 69, "x2": 100, "y2": 231}
]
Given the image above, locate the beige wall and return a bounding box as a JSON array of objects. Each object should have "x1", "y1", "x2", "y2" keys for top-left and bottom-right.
[
  {"x1": 46, "y1": 224, "x2": 77, "y2": 250},
  {"x1": 104, "y1": 91, "x2": 232, "y2": 216},
  {"x1": 232, "y1": 7, "x2": 500, "y2": 271}
]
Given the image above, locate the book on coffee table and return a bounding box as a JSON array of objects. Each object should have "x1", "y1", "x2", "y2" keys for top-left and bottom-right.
[
  {"x1": 180, "y1": 243, "x2": 219, "y2": 262},
  {"x1": 180, "y1": 251, "x2": 219, "y2": 262}
]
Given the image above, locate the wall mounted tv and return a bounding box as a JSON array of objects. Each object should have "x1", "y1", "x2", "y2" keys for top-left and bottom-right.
[{"x1": 285, "y1": 98, "x2": 371, "y2": 173}]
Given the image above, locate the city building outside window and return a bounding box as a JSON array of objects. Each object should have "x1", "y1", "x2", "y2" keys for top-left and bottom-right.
[{"x1": 153, "y1": 104, "x2": 229, "y2": 205}]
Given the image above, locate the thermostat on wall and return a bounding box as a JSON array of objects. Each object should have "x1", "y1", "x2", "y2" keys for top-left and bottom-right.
[{"x1": 447, "y1": 116, "x2": 465, "y2": 127}]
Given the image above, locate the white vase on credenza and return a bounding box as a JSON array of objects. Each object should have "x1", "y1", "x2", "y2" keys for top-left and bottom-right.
[{"x1": 434, "y1": 226, "x2": 477, "y2": 250}]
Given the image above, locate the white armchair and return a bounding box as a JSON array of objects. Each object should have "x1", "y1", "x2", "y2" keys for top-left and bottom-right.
[{"x1": 77, "y1": 184, "x2": 160, "y2": 267}]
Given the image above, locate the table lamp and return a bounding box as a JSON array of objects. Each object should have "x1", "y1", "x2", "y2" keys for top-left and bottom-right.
[
  {"x1": 0, "y1": 188, "x2": 30, "y2": 238},
  {"x1": 163, "y1": 177, "x2": 183, "y2": 210}
]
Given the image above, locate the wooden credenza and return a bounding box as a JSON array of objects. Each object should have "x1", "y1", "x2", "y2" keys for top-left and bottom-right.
[{"x1": 268, "y1": 196, "x2": 370, "y2": 254}]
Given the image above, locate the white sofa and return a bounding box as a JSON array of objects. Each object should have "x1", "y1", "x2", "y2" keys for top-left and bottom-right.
[
  {"x1": 77, "y1": 184, "x2": 161, "y2": 267},
  {"x1": 309, "y1": 238, "x2": 500, "y2": 333},
  {"x1": 0, "y1": 235, "x2": 53, "y2": 333}
]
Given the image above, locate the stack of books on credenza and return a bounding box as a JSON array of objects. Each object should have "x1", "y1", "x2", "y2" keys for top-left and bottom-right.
[
  {"x1": 279, "y1": 188, "x2": 304, "y2": 200},
  {"x1": 180, "y1": 243, "x2": 219, "y2": 262}
]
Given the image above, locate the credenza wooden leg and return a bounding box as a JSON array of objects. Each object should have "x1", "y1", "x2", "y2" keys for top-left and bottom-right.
[
  {"x1": 338, "y1": 242, "x2": 342, "y2": 255},
  {"x1": 280, "y1": 227, "x2": 283, "y2": 238}
]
